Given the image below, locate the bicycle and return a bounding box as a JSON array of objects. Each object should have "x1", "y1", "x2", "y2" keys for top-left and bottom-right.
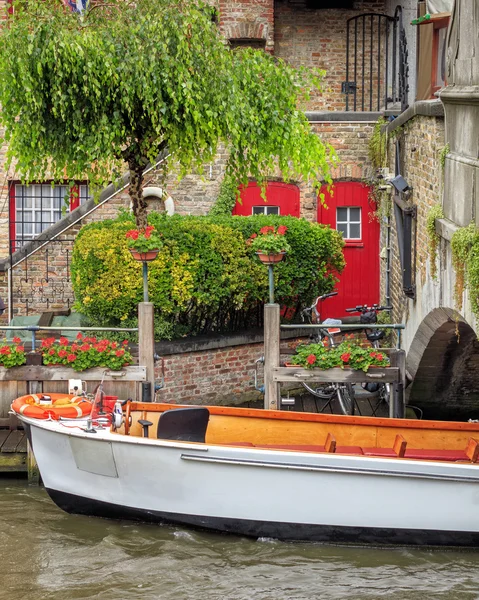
[
  {"x1": 345, "y1": 303, "x2": 392, "y2": 414},
  {"x1": 300, "y1": 292, "x2": 356, "y2": 416}
]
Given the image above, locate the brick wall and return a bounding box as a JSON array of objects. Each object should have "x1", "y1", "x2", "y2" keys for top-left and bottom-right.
[
  {"x1": 386, "y1": 114, "x2": 445, "y2": 327},
  {"x1": 275, "y1": 1, "x2": 386, "y2": 111},
  {"x1": 155, "y1": 335, "x2": 302, "y2": 406}
]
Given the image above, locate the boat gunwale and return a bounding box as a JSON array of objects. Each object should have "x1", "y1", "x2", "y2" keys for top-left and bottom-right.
[{"x1": 131, "y1": 402, "x2": 479, "y2": 433}]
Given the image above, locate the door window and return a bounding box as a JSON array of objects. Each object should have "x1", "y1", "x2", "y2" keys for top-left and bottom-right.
[
  {"x1": 336, "y1": 206, "x2": 361, "y2": 240},
  {"x1": 252, "y1": 206, "x2": 280, "y2": 215}
]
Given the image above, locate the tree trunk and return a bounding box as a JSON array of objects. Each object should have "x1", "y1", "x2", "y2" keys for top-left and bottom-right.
[{"x1": 128, "y1": 162, "x2": 148, "y2": 229}]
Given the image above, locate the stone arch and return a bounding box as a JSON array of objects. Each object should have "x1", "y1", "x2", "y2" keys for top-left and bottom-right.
[
  {"x1": 224, "y1": 21, "x2": 268, "y2": 44},
  {"x1": 407, "y1": 307, "x2": 479, "y2": 421}
]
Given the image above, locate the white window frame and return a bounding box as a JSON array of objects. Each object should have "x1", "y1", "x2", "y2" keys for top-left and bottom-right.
[
  {"x1": 252, "y1": 205, "x2": 280, "y2": 216},
  {"x1": 336, "y1": 206, "x2": 362, "y2": 240}
]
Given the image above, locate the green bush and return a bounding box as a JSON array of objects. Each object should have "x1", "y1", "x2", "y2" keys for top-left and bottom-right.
[{"x1": 71, "y1": 212, "x2": 345, "y2": 339}]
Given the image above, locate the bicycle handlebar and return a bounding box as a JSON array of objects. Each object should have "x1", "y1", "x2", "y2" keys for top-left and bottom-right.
[{"x1": 345, "y1": 304, "x2": 393, "y2": 313}]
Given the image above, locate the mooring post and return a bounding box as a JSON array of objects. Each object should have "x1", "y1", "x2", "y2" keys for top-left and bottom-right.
[
  {"x1": 27, "y1": 380, "x2": 42, "y2": 484},
  {"x1": 264, "y1": 303, "x2": 281, "y2": 410},
  {"x1": 138, "y1": 302, "x2": 155, "y2": 402},
  {"x1": 390, "y1": 350, "x2": 406, "y2": 418}
]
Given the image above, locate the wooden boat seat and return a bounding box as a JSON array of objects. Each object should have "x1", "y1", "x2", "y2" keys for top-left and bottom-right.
[{"x1": 364, "y1": 435, "x2": 407, "y2": 458}]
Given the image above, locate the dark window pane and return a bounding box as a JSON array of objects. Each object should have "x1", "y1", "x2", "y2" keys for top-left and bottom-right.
[
  {"x1": 266, "y1": 206, "x2": 280, "y2": 215},
  {"x1": 252, "y1": 206, "x2": 264, "y2": 215},
  {"x1": 349, "y1": 224, "x2": 361, "y2": 239},
  {"x1": 337, "y1": 224, "x2": 348, "y2": 237},
  {"x1": 337, "y1": 207, "x2": 348, "y2": 222},
  {"x1": 350, "y1": 207, "x2": 361, "y2": 222}
]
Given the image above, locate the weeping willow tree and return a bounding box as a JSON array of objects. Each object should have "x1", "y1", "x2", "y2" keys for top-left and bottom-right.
[{"x1": 0, "y1": 0, "x2": 336, "y2": 229}]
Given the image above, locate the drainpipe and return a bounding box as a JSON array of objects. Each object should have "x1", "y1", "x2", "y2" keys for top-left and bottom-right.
[{"x1": 385, "y1": 213, "x2": 392, "y2": 308}]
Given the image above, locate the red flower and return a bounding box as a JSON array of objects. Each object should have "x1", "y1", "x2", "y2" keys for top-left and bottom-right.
[
  {"x1": 126, "y1": 229, "x2": 139, "y2": 240},
  {"x1": 277, "y1": 225, "x2": 288, "y2": 235},
  {"x1": 13, "y1": 337, "x2": 21, "y2": 344},
  {"x1": 16, "y1": 346, "x2": 24, "y2": 353},
  {"x1": 259, "y1": 226, "x2": 275, "y2": 235},
  {"x1": 115, "y1": 349, "x2": 125, "y2": 357},
  {"x1": 58, "y1": 349, "x2": 68, "y2": 358},
  {"x1": 67, "y1": 354, "x2": 77, "y2": 363},
  {"x1": 80, "y1": 344, "x2": 90, "y2": 352},
  {"x1": 306, "y1": 354, "x2": 317, "y2": 365},
  {"x1": 323, "y1": 338, "x2": 329, "y2": 347},
  {"x1": 0, "y1": 347, "x2": 11, "y2": 355},
  {"x1": 59, "y1": 337, "x2": 69, "y2": 346},
  {"x1": 76, "y1": 332, "x2": 83, "y2": 340},
  {"x1": 41, "y1": 337, "x2": 55, "y2": 348},
  {"x1": 122, "y1": 340, "x2": 129, "y2": 346},
  {"x1": 369, "y1": 352, "x2": 378, "y2": 359},
  {"x1": 48, "y1": 349, "x2": 56, "y2": 355},
  {"x1": 375, "y1": 353, "x2": 384, "y2": 361},
  {"x1": 71, "y1": 344, "x2": 79, "y2": 352},
  {"x1": 341, "y1": 353, "x2": 351, "y2": 363},
  {"x1": 250, "y1": 233, "x2": 257, "y2": 239}
]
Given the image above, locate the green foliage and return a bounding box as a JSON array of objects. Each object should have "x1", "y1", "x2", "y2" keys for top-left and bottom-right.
[
  {"x1": 0, "y1": 340, "x2": 27, "y2": 368},
  {"x1": 426, "y1": 204, "x2": 445, "y2": 280},
  {"x1": 439, "y1": 144, "x2": 450, "y2": 171},
  {"x1": 290, "y1": 340, "x2": 390, "y2": 372},
  {"x1": 209, "y1": 174, "x2": 240, "y2": 217},
  {"x1": 247, "y1": 225, "x2": 291, "y2": 254},
  {"x1": 40, "y1": 335, "x2": 133, "y2": 372},
  {"x1": 71, "y1": 212, "x2": 345, "y2": 339},
  {"x1": 368, "y1": 117, "x2": 388, "y2": 170},
  {"x1": 0, "y1": 0, "x2": 335, "y2": 228},
  {"x1": 451, "y1": 223, "x2": 479, "y2": 314}
]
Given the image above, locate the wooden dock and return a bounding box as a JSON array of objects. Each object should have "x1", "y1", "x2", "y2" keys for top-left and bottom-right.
[{"x1": 0, "y1": 427, "x2": 27, "y2": 474}]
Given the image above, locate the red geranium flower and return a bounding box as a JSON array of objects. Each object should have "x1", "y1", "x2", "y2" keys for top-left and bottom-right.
[
  {"x1": 16, "y1": 346, "x2": 24, "y2": 353},
  {"x1": 59, "y1": 337, "x2": 69, "y2": 346},
  {"x1": 67, "y1": 354, "x2": 77, "y2": 363},
  {"x1": 0, "y1": 347, "x2": 10, "y2": 355},
  {"x1": 48, "y1": 349, "x2": 56, "y2": 356},
  {"x1": 306, "y1": 354, "x2": 316, "y2": 365},
  {"x1": 58, "y1": 349, "x2": 68, "y2": 358},
  {"x1": 115, "y1": 349, "x2": 125, "y2": 357},
  {"x1": 76, "y1": 332, "x2": 83, "y2": 340},
  {"x1": 341, "y1": 353, "x2": 351, "y2": 363},
  {"x1": 122, "y1": 340, "x2": 129, "y2": 346},
  {"x1": 277, "y1": 225, "x2": 288, "y2": 235},
  {"x1": 13, "y1": 336, "x2": 21, "y2": 344},
  {"x1": 259, "y1": 226, "x2": 275, "y2": 235}
]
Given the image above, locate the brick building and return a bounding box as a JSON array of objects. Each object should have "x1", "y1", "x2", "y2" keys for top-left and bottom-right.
[{"x1": 2, "y1": 0, "x2": 471, "y2": 412}]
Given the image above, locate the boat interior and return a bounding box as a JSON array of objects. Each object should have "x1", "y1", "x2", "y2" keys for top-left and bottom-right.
[{"x1": 118, "y1": 402, "x2": 479, "y2": 464}]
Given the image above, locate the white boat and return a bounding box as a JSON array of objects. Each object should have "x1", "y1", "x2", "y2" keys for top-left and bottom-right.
[{"x1": 12, "y1": 393, "x2": 479, "y2": 547}]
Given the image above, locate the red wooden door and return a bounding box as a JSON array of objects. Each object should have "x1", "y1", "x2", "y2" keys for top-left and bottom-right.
[
  {"x1": 232, "y1": 182, "x2": 300, "y2": 217},
  {"x1": 318, "y1": 182, "x2": 380, "y2": 319}
]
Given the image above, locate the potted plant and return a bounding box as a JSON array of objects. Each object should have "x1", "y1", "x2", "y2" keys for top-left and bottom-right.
[
  {"x1": 125, "y1": 225, "x2": 163, "y2": 261},
  {"x1": 247, "y1": 225, "x2": 291, "y2": 264},
  {"x1": 41, "y1": 334, "x2": 134, "y2": 372},
  {"x1": 0, "y1": 338, "x2": 26, "y2": 368}
]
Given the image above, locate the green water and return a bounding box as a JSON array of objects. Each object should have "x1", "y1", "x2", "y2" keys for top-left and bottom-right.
[{"x1": 1, "y1": 479, "x2": 479, "y2": 600}]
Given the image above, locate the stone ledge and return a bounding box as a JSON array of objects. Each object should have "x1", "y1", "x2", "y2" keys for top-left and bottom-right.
[
  {"x1": 384, "y1": 100, "x2": 444, "y2": 134},
  {"x1": 155, "y1": 327, "x2": 313, "y2": 356},
  {"x1": 306, "y1": 111, "x2": 382, "y2": 123},
  {"x1": 436, "y1": 217, "x2": 461, "y2": 242}
]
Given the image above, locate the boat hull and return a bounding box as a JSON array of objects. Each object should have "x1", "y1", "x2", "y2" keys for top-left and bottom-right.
[
  {"x1": 23, "y1": 416, "x2": 479, "y2": 547},
  {"x1": 46, "y1": 487, "x2": 479, "y2": 547}
]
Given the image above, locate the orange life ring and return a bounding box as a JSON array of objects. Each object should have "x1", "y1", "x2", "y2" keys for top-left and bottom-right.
[{"x1": 11, "y1": 393, "x2": 93, "y2": 420}]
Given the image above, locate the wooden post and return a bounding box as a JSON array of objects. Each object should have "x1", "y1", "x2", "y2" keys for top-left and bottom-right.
[
  {"x1": 264, "y1": 303, "x2": 281, "y2": 410},
  {"x1": 389, "y1": 350, "x2": 406, "y2": 418},
  {"x1": 138, "y1": 302, "x2": 155, "y2": 402},
  {"x1": 26, "y1": 380, "x2": 42, "y2": 483}
]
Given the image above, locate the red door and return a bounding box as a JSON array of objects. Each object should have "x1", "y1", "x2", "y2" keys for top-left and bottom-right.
[
  {"x1": 233, "y1": 182, "x2": 300, "y2": 217},
  {"x1": 318, "y1": 182, "x2": 380, "y2": 319}
]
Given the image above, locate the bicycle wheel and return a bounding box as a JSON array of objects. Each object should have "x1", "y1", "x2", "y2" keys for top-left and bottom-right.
[
  {"x1": 336, "y1": 383, "x2": 355, "y2": 416},
  {"x1": 301, "y1": 382, "x2": 336, "y2": 400}
]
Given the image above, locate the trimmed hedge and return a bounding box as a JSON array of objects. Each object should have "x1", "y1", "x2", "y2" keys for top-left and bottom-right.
[{"x1": 71, "y1": 212, "x2": 345, "y2": 339}]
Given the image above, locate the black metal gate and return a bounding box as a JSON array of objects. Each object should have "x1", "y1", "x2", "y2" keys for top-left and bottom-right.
[{"x1": 345, "y1": 6, "x2": 409, "y2": 112}]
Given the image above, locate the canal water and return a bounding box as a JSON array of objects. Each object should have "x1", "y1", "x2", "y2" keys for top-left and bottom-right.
[{"x1": 1, "y1": 479, "x2": 479, "y2": 600}]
